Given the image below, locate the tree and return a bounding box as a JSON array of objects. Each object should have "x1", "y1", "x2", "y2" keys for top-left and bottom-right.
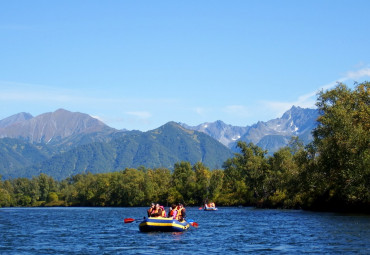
[
  {"x1": 193, "y1": 162, "x2": 211, "y2": 204},
  {"x1": 172, "y1": 161, "x2": 196, "y2": 205},
  {"x1": 312, "y1": 82, "x2": 370, "y2": 210},
  {"x1": 223, "y1": 142, "x2": 269, "y2": 205}
]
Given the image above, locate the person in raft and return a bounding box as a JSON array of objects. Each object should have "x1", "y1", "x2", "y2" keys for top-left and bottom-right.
[
  {"x1": 160, "y1": 205, "x2": 166, "y2": 217},
  {"x1": 168, "y1": 204, "x2": 178, "y2": 219},
  {"x1": 205, "y1": 202, "x2": 216, "y2": 208},
  {"x1": 149, "y1": 203, "x2": 165, "y2": 217},
  {"x1": 147, "y1": 203, "x2": 155, "y2": 217},
  {"x1": 176, "y1": 203, "x2": 186, "y2": 221}
]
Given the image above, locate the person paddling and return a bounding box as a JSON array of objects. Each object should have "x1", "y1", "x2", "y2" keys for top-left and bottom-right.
[{"x1": 147, "y1": 203, "x2": 155, "y2": 217}]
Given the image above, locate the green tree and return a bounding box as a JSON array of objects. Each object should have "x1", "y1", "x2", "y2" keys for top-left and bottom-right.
[
  {"x1": 208, "y1": 169, "x2": 224, "y2": 204},
  {"x1": 37, "y1": 173, "x2": 57, "y2": 201},
  {"x1": 145, "y1": 167, "x2": 171, "y2": 205},
  {"x1": 223, "y1": 142, "x2": 269, "y2": 205},
  {"x1": 312, "y1": 82, "x2": 370, "y2": 210},
  {"x1": 172, "y1": 161, "x2": 196, "y2": 205},
  {"x1": 193, "y1": 162, "x2": 211, "y2": 205}
]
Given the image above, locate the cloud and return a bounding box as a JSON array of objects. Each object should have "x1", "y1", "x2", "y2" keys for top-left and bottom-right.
[
  {"x1": 0, "y1": 80, "x2": 178, "y2": 106},
  {"x1": 126, "y1": 111, "x2": 152, "y2": 119},
  {"x1": 193, "y1": 107, "x2": 207, "y2": 115},
  {"x1": 260, "y1": 66, "x2": 370, "y2": 118},
  {"x1": 90, "y1": 115, "x2": 104, "y2": 122},
  {"x1": 222, "y1": 105, "x2": 251, "y2": 118},
  {"x1": 345, "y1": 67, "x2": 370, "y2": 80}
]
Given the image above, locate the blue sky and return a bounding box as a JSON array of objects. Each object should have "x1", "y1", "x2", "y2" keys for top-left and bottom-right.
[{"x1": 1, "y1": 1, "x2": 369, "y2": 131}]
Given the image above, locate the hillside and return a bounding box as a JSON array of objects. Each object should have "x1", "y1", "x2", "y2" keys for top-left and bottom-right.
[
  {"x1": 4, "y1": 122, "x2": 233, "y2": 180},
  {"x1": 0, "y1": 107, "x2": 319, "y2": 179}
]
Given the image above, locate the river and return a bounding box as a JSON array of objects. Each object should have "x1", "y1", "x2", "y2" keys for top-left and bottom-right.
[{"x1": 0, "y1": 207, "x2": 369, "y2": 254}]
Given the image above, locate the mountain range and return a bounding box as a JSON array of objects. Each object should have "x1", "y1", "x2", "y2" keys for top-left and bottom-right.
[
  {"x1": 0, "y1": 106, "x2": 318, "y2": 180},
  {"x1": 181, "y1": 106, "x2": 318, "y2": 152}
]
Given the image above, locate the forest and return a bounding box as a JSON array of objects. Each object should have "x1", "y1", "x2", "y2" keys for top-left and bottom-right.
[{"x1": 0, "y1": 82, "x2": 369, "y2": 213}]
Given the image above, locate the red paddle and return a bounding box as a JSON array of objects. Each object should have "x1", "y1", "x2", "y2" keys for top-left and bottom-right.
[
  {"x1": 124, "y1": 218, "x2": 136, "y2": 223},
  {"x1": 190, "y1": 222, "x2": 199, "y2": 227}
]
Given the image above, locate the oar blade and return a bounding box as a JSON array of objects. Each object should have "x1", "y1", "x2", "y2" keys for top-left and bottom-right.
[
  {"x1": 124, "y1": 218, "x2": 135, "y2": 223},
  {"x1": 190, "y1": 222, "x2": 199, "y2": 227}
]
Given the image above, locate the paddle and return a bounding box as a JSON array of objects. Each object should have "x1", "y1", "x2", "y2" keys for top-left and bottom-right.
[
  {"x1": 124, "y1": 218, "x2": 138, "y2": 223},
  {"x1": 190, "y1": 222, "x2": 199, "y2": 227},
  {"x1": 187, "y1": 219, "x2": 199, "y2": 228},
  {"x1": 198, "y1": 207, "x2": 203, "y2": 210}
]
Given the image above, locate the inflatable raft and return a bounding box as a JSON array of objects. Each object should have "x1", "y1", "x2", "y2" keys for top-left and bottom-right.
[
  {"x1": 204, "y1": 205, "x2": 218, "y2": 211},
  {"x1": 139, "y1": 217, "x2": 190, "y2": 232}
]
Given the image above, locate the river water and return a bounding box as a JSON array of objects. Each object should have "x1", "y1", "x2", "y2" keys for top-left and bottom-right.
[{"x1": 0, "y1": 207, "x2": 369, "y2": 254}]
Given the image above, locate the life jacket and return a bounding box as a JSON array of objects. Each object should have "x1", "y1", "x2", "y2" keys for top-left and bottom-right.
[
  {"x1": 176, "y1": 207, "x2": 183, "y2": 220},
  {"x1": 150, "y1": 208, "x2": 159, "y2": 216},
  {"x1": 161, "y1": 207, "x2": 166, "y2": 217},
  {"x1": 169, "y1": 208, "x2": 177, "y2": 217},
  {"x1": 147, "y1": 207, "x2": 154, "y2": 216}
]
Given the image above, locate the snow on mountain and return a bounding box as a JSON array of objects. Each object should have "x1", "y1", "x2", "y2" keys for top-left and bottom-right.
[{"x1": 182, "y1": 106, "x2": 319, "y2": 154}]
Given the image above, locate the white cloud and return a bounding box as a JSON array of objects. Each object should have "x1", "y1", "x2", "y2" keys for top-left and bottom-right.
[
  {"x1": 90, "y1": 115, "x2": 104, "y2": 122},
  {"x1": 345, "y1": 67, "x2": 370, "y2": 80},
  {"x1": 126, "y1": 111, "x2": 152, "y2": 119},
  {"x1": 222, "y1": 105, "x2": 251, "y2": 118},
  {"x1": 193, "y1": 107, "x2": 207, "y2": 115},
  {"x1": 260, "y1": 66, "x2": 370, "y2": 118}
]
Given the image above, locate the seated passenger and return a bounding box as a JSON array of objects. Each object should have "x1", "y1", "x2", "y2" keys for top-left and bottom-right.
[
  {"x1": 168, "y1": 204, "x2": 178, "y2": 219},
  {"x1": 177, "y1": 203, "x2": 186, "y2": 221},
  {"x1": 147, "y1": 203, "x2": 155, "y2": 217},
  {"x1": 160, "y1": 206, "x2": 166, "y2": 217},
  {"x1": 150, "y1": 204, "x2": 162, "y2": 217}
]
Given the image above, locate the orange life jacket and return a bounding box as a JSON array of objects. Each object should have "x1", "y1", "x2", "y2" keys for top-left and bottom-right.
[
  {"x1": 169, "y1": 209, "x2": 177, "y2": 217},
  {"x1": 176, "y1": 207, "x2": 183, "y2": 220},
  {"x1": 161, "y1": 209, "x2": 166, "y2": 217},
  {"x1": 151, "y1": 208, "x2": 159, "y2": 216}
]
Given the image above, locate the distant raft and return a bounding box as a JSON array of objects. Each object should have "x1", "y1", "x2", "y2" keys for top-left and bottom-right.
[
  {"x1": 139, "y1": 217, "x2": 190, "y2": 232},
  {"x1": 204, "y1": 205, "x2": 218, "y2": 211}
]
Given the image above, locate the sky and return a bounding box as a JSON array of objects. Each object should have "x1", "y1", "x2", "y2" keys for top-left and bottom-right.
[{"x1": 1, "y1": 1, "x2": 369, "y2": 131}]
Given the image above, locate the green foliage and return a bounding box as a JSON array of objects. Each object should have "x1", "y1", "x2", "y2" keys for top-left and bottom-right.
[
  {"x1": 308, "y1": 82, "x2": 370, "y2": 210},
  {"x1": 223, "y1": 142, "x2": 269, "y2": 204}
]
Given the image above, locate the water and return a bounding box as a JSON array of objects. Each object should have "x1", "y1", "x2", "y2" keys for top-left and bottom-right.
[{"x1": 0, "y1": 207, "x2": 369, "y2": 254}]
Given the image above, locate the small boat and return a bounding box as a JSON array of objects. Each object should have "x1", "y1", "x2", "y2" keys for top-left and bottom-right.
[
  {"x1": 139, "y1": 217, "x2": 190, "y2": 232},
  {"x1": 204, "y1": 205, "x2": 218, "y2": 211}
]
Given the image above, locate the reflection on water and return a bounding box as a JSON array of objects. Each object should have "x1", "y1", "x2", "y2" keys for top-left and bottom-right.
[{"x1": 0, "y1": 207, "x2": 369, "y2": 254}]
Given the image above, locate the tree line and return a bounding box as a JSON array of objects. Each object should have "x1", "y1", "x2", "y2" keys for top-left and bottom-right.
[{"x1": 0, "y1": 82, "x2": 369, "y2": 212}]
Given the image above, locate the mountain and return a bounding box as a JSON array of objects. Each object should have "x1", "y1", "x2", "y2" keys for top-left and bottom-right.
[
  {"x1": 0, "y1": 112, "x2": 33, "y2": 129},
  {"x1": 180, "y1": 120, "x2": 249, "y2": 148},
  {"x1": 0, "y1": 106, "x2": 319, "y2": 179},
  {"x1": 0, "y1": 109, "x2": 116, "y2": 144},
  {"x1": 242, "y1": 106, "x2": 318, "y2": 153},
  {"x1": 182, "y1": 106, "x2": 319, "y2": 154},
  {"x1": 0, "y1": 109, "x2": 125, "y2": 154},
  {"x1": 7, "y1": 122, "x2": 233, "y2": 180}
]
